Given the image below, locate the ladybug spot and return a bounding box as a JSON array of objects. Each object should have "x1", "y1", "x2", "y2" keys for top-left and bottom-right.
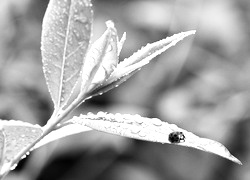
[{"x1": 168, "y1": 131, "x2": 185, "y2": 143}]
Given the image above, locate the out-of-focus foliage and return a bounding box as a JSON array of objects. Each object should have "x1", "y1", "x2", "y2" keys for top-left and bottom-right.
[{"x1": 0, "y1": 0, "x2": 249, "y2": 180}]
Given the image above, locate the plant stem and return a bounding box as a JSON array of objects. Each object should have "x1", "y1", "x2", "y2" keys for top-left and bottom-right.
[{"x1": 5, "y1": 94, "x2": 86, "y2": 179}]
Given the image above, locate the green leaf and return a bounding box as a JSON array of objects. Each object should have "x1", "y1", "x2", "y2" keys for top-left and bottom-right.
[
  {"x1": 0, "y1": 120, "x2": 43, "y2": 174},
  {"x1": 41, "y1": 0, "x2": 93, "y2": 111},
  {"x1": 87, "y1": 31, "x2": 195, "y2": 99},
  {"x1": 80, "y1": 21, "x2": 116, "y2": 95},
  {"x1": 70, "y1": 112, "x2": 242, "y2": 165},
  {"x1": 119, "y1": 30, "x2": 195, "y2": 69},
  {"x1": 90, "y1": 21, "x2": 119, "y2": 87},
  {"x1": 108, "y1": 30, "x2": 196, "y2": 84}
]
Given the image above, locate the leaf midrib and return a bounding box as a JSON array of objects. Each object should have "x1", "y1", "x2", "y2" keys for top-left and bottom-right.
[{"x1": 58, "y1": 0, "x2": 73, "y2": 109}]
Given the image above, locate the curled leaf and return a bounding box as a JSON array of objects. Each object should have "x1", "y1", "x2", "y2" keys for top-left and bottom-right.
[
  {"x1": 90, "y1": 21, "x2": 119, "y2": 86},
  {"x1": 41, "y1": 0, "x2": 93, "y2": 110},
  {"x1": 81, "y1": 21, "x2": 120, "y2": 95},
  {"x1": 80, "y1": 21, "x2": 114, "y2": 94},
  {"x1": 70, "y1": 112, "x2": 242, "y2": 165}
]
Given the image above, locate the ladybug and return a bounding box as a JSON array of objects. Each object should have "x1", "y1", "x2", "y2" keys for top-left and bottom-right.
[{"x1": 168, "y1": 131, "x2": 185, "y2": 143}]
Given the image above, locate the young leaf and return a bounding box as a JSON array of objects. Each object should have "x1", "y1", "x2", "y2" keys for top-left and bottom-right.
[
  {"x1": 0, "y1": 120, "x2": 43, "y2": 174},
  {"x1": 70, "y1": 112, "x2": 242, "y2": 165},
  {"x1": 80, "y1": 21, "x2": 115, "y2": 95},
  {"x1": 41, "y1": 0, "x2": 93, "y2": 110},
  {"x1": 90, "y1": 21, "x2": 119, "y2": 87},
  {"x1": 108, "y1": 30, "x2": 196, "y2": 85},
  {"x1": 87, "y1": 31, "x2": 195, "y2": 99},
  {"x1": 118, "y1": 30, "x2": 196, "y2": 69}
]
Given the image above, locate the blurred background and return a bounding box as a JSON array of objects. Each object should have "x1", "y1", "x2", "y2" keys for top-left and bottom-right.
[{"x1": 0, "y1": 0, "x2": 249, "y2": 179}]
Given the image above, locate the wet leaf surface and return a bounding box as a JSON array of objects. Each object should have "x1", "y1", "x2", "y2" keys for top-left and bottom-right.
[
  {"x1": 80, "y1": 21, "x2": 115, "y2": 94},
  {"x1": 41, "y1": 0, "x2": 93, "y2": 110},
  {"x1": 87, "y1": 31, "x2": 195, "y2": 99},
  {"x1": 0, "y1": 120, "x2": 43, "y2": 173},
  {"x1": 90, "y1": 21, "x2": 119, "y2": 86},
  {"x1": 70, "y1": 112, "x2": 242, "y2": 165}
]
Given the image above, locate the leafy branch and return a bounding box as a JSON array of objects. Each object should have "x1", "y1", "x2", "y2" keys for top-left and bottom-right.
[{"x1": 0, "y1": 0, "x2": 242, "y2": 179}]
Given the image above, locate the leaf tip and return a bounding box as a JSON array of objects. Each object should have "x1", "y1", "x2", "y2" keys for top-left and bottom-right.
[
  {"x1": 106, "y1": 20, "x2": 115, "y2": 29},
  {"x1": 180, "y1": 30, "x2": 196, "y2": 39},
  {"x1": 230, "y1": 155, "x2": 242, "y2": 165},
  {"x1": 188, "y1": 30, "x2": 196, "y2": 35}
]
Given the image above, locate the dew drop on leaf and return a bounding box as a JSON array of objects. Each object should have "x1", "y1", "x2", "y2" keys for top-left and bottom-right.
[
  {"x1": 130, "y1": 126, "x2": 141, "y2": 134},
  {"x1": 134, "y1": 117, "x2": 143, "y2": 124},
  {"x1": 152, "y1": 118, "x2": 162, "y2": 126},
  {"x1": 10, "y1": 163, "x2": 17, "y2": 171},
  {"x1": 138, "y1": 130, "x2": 147, "y2": 137},
  {"x1": 74, "y1": 13, "x2": 88, "y2": 24}
]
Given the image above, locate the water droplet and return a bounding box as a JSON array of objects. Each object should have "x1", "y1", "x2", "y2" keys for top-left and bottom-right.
[
  {"x1": 169, "y1": 124, "x2": 178, "y2": 129},
  {"x1": 21, "y1": 154, "x2": 26, "y2": 159},
  {"x1": 115, "y1": 113, "x2": 121, "y2": 117},
  {"x1": 10, "y1": 163, "x2": 18, "y2": 170},
  {"x1": 131, "y1": 127, "x2": 140, "y2": 134},
  {"x1": 87, "y1": 112, "x2": 94, "y2": 116},
  {"x1": 86, "y1": 96, "x2": 92, "y2": 100},
  {"x1": 152, "y1": 118, "x2": 162, "y2": 126},
  {"x1": 106, "y1": 44, "x2": 113, "y2": 52},
  {"x1": 97, "y1": 111, "x2": 106, "y2": 117},
  {"x1": 104, "y1": 123, "x2": 111, "y2": 129},
  {"x1": 106, "y1": 113, "x2": 114, "y2": 121},
  {"x1": 134, "y1": 117, "x2": 143, "y2": 124},
  {"x1": 74, "y1": 13, "x2": 88, "y2": 24},
  {"x1": 138, "y1": 131, "x2": 146, "y2": 137},
  {"x1": 115, "y1": 113, "x2": 124, "y2": 122},
  {"x1": 73, "y1": 29, "x2": 82, "y2": 40},
  {"x1": 125, "y1": 119, "x2": 133, "y2": 124}
]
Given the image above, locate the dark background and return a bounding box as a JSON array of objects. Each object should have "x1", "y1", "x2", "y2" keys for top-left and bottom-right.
[{"x1": 0, "y1": 0, "x2": 249, "y2": 179}]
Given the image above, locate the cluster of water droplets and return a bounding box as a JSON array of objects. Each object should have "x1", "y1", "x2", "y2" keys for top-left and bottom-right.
[{"x1": 76, "y1": 112, "x2": 167, "y2": 139}]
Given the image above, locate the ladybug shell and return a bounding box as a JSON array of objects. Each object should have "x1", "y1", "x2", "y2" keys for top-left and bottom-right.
[{"x1": 168, "y1": 131, "x2": 185, "y2": 143}]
